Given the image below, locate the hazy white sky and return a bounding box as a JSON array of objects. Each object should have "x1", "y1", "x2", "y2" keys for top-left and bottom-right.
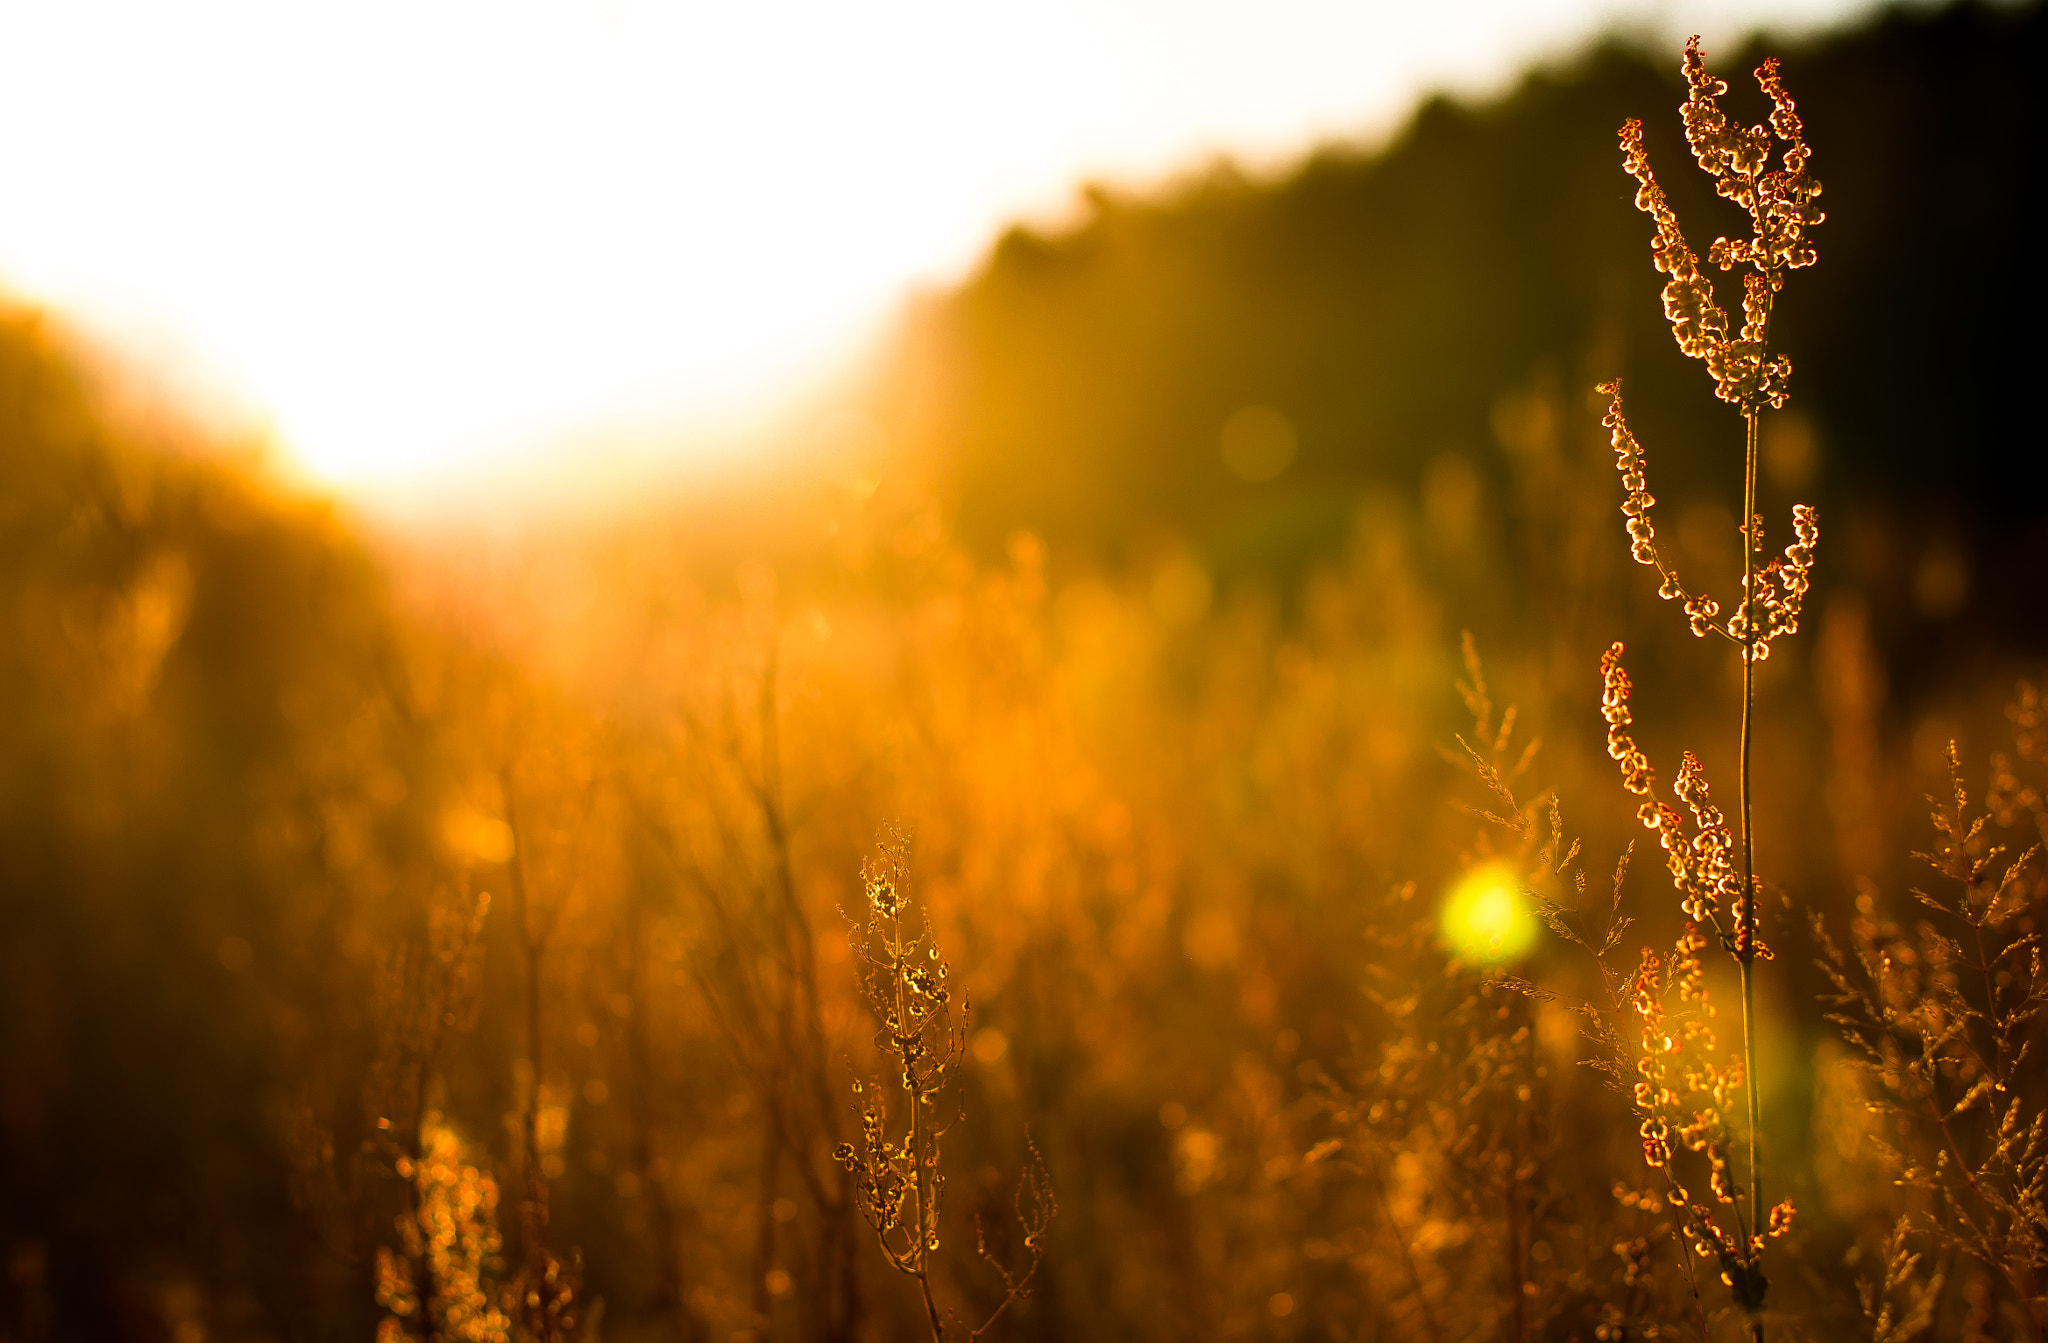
[{"x1": 0, "y1": 0, "x2": 1880, "y2": 497}]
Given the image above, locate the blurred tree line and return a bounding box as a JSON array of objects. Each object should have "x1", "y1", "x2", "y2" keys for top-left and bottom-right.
[
  {"x1": 879, "y1": 0, "x2": 2045, "y2": 699},
  {"x1": 0, "y1": 2, "x2": 2043, "y2": 1339}
]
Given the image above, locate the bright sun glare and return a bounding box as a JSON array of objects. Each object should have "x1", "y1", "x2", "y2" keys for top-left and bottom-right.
[
  {"x1": 1442, "y1": 865, "x2": 1535, "y2": 962},
  {"x1": 0, "y1": 0, "x2": 1874, "y2": 503}
]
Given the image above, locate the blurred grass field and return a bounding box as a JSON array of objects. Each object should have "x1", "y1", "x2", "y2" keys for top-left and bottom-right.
[{"x1": 0, "y1": 3, "x2": 2044, "y2": 1339}]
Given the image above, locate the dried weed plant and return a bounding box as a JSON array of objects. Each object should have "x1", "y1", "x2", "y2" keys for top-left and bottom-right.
[
  {"x1": 363, "y1": 886, "x2": 502, "y2": 1342},
  {"x1": 1585, "y1": 35, "x2": 1825, "y2": 1339},
  {"x1": 1529, "y1": 779, "x2": 1787, "y2": 1343},
  {"x1": 631, "y1": 637, "x2": 866, "y2": 1340},
  {"x1": 501, "y1": 767, "x2": 586, "y2": 1343},
  {"x1": 1813, "y1": 692, "x2": 2048, "y2": 1339},
  {"x1": 1306, "y1": 639, "x2": 1621, "y2": 1341},
  {"x1": 835, "y1": 825, "x2": 1054, "y2": 1341}
]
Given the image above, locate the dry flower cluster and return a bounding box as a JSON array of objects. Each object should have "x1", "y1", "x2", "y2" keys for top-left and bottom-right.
[
  {"x1": 1617, "y1": 38, "x2": 1823, "y2": 413},
  {"x1": 1570, "y1": 35, "x2": 1823, "y2": 1340},
  {"x1": 836, "y1": 826, "x2": 1054, "y2": 1341},
  {"x1": 1601, "y1": 385, "x2": 1817, "y2": 661}
]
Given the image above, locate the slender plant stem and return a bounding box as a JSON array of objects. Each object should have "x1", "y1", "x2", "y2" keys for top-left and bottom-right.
[
  {"x1": 1364, "y1": 1154, "x2": 1444, "y2": 1343},
  {"x1": 886, "y1": 908, "x2": 947, "y2": 1342},
  {"x1": 918, "y1": 1274, "x2": 946, "y2": 1343},
  {"x1": 1738, "y1": 405, "x2": 1764, "y2": 1343}
]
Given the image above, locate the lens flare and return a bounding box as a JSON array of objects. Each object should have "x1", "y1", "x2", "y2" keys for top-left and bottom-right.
[{"x1": 1441, "y1": 865, "x2": 1534, "y2": 961}]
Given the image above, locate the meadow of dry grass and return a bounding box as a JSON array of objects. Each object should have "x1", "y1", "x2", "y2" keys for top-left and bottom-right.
[{"x1": 2, "y1": 9, "x2": 2046, "y2": 1343}]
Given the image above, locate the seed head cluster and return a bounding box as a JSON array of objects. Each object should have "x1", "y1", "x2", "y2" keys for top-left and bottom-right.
[
  {"x1": 1627, "y1": 931, "x2": 1794, "y2": 1313},
  {"x1": 1600, "y1": 643, "x2": 1766, "y2": 949},
  {"x1": 838, "y1": 830, "x2": 964, "y2": 1271},
  {"x1": 1599, "y1": 382, "x2": 1818, "y2": 663},
  {"x1": 835, "y1": 826, "x2": 1053, "y2": 1340},
  {"x1": 1727, "y1": 503, "x2": 1817, "y2": 660},
  {"x1": 1620, "y1": 38, "x2": 1823, "y2": 411}
]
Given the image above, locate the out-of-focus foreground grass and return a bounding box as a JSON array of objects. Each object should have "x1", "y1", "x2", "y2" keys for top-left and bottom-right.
[{"x1": 2, "y1": 4, "x2": 2044, "y2": 1340}]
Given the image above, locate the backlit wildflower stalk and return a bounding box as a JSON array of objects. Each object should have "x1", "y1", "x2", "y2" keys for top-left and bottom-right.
[
  {"x1": 1520, "y1": 660, "x2": 1792, "y2": 1339},
  {"x1": 1628, "y1": 930, "x2": 1796, "y2": 1318},
  {"x1": 1529, "y1": 823, "x2": 1800, "y2": 1340},
  {"x1": 1598, "y1": 37, "x2": 1825, "y2": 1339},
  {"x1": 835, "y1": 826, "x2": 1054, "y2": 1341}
]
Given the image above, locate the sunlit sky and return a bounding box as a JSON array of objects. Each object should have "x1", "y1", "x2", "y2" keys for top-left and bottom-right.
[{"x1": 0, "y1": 0, "x2": 1882, "y2": 502}]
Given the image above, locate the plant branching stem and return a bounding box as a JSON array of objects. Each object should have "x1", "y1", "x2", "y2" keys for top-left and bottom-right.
[
  {"x1": 886, "y1": 903, "x2": 949, "y2": 1343},
  {"x1": 1738, "y1": 405, "x2": 1764, "y2": 1343},
  {"x1": 1364, "y1": 1153, "x2": 1445, "y2": 1343}
]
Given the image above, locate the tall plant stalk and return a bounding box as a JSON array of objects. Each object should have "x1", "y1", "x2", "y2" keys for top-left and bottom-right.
[
  {"x1": 836, "y1": 828, "x2": 1054, "y2": 1341},
  {"x1": 1739, "y1": 402, "x2": 1761, "y2": 1341},
  {"x1": 1593, "y1": 37, "x2": 1825, "y2": 1339}
]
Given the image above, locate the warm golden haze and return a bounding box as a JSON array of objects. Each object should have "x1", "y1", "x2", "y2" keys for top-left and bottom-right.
[
  {"x1": 0, "y1": 0, "x2": 1883, "y2": 499},
  {"x1": 0, "y1": 4, "x2": 2044, "y2": 1339}
]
